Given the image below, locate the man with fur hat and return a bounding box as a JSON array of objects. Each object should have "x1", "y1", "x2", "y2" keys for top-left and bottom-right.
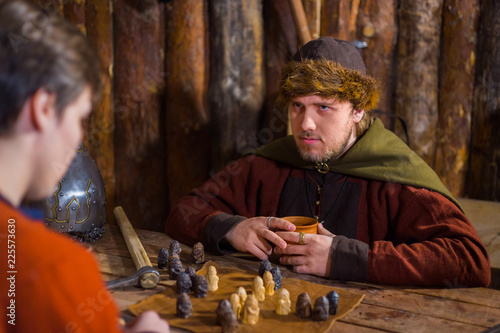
[{"x1": 166, "y1": 37, "x2": 490, "y2": 287}]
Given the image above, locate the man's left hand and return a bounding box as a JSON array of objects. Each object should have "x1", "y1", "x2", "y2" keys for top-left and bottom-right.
[{"x1": 275, "y1": 224, "x2": 335, "y2": 278}]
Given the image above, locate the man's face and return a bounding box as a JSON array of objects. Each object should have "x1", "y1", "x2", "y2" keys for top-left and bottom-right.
[
  {"x1": 26, "y1": 87, "x2": 92, "y2": 200},
  {"x1": 289, "y1": 95, "x2": 363, "y2": 164}
]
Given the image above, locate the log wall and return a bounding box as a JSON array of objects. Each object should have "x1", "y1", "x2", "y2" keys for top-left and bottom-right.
[{"x1": 42, "y1": 0, "x2": 500, "y2": 229}]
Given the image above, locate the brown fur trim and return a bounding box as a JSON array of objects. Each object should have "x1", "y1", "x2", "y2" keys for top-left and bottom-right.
[{"x1": 275, "y1": 59, "x2": 380, "y2": 112}]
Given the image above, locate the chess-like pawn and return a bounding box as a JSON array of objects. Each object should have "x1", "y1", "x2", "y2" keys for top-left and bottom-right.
[
  {"x1": 168, "y1": 253, "x2": 180, "y2": 272},
  {"x1": 229, "y1": 293, "x2": 241, "y2": 318},
  {"x1": 192, "y1": 242, "x2": 205, "y2": 264},
  {"x1": 236, "y1": 287, "x2": 247, "y2": 309},
  {"x1": 157, "y1": 247, "x2": 169, "y2": 269},
  {"x1": 176, "y1": 293, "x2": 192, "y2": 318},
  {"x1": 275, "y1": 288, "x2": 291, "y2": 315},
  {"x1": 207, "y1": 265, "x2": 219, "y2": 291},
  {"x1": 258, "y1": 259, "x2": 272, "y2": 278},
  {"x1": 252, "y1": 276, "x2": 265, "y2": 301},
  {"x1": 312, "y1": 296, "x2": 329, "y2": 321},
  {"x1": 177, "y1": 272, "x2": 192, "y2": 294},
  {"x1": 296, "y1": 292, "x2": 312, "y2": 318},
  {"x1": 185, "y1": 266, "x2": 197, "y2": 285},
  {"x1": 263, "y1": 271, "x2": 275, "y2": 296},
  {"x1": 242, "y1": 294, "x2": 259, "y2": 325},
  {"x1": 170, "y1": 257, "x2": 183, "y2": 280},
  {"x1": 170, "y1": 240, "x2": 181, "y2": 256},
  {"x1": 326, "y1": 291, "x2": 339, "y2": 315},
  {"x1": 270, "y1": 266, "x2": 282, "y2": 290},
  {"x1": 193, "y1": 275, "x2": 208, "y2": 298},
  {"x1": 216, "y1": 300, "x2": 238, "y2": 333}
]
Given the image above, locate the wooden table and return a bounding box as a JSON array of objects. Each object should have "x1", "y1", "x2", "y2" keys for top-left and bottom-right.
[{"x1": 92, "y1": 225, "x2": 500, "y2": 333}]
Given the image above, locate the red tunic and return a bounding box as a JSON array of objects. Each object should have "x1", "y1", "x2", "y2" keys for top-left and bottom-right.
[
  {"x1": 0, "y1": 198, "x2": 123, "y2": 333},
  {"x1": 166, "y1": 155, "x2": 490, "y2": 287}
]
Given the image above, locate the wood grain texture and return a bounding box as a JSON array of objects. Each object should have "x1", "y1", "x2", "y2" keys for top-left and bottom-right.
[
  {"x1": 468, "y1": 0, "x2": 500, "y2": 201},
  {"x1": 289, "y1": 0, "x2": 312, "y2": 45},
  {"x1": 302, "y1": 0, "x2": 321, "y2": 39},
  {"x1": 165, "y1": 0, "x2": 210, "y2": 205},
  {"x1": 208, "y1": 0, "x2": 265, "y2": 172},
  {"x1": 434, "y1": 0, "x2": 480, "y2": 197},
  {"x1": 85, "y1": 0, "x2": 116, "y2": 224},
  {"x1": 113, "y1": 0, "x2": 167, "y2": 230},
  {"x1": 395, "y1": 0, "x2": 444, "y2": 165},
  {"x1": 356, "y1": 0, "x2": 397, "y2": 129},
  {"x1": 262, "y1": 0, "x2": 298, "y2": 143},
  {"x1": 321, "y1": 0, "x2": 359, "y2": 41}
]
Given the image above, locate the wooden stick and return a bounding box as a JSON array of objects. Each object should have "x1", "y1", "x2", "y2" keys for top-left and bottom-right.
[
  {"x1": 113, "y1": 206, "x2": 159, "y2": 288},
  {"x1": 289, "y1": 0, "x2": 312, "y2": 46}
]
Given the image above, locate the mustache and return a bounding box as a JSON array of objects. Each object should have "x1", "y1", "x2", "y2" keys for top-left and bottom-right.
[{"x1": 298, "y1": 131, "x2": 322, "y2": 140}]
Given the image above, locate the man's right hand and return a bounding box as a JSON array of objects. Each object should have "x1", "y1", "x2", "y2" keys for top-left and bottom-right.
[
  {"x1": 224, "y1": 216, "x2": 296, "y2": 260},
  {"x1": 124, "y1": 310, "x2": 170, "y2": 333}
]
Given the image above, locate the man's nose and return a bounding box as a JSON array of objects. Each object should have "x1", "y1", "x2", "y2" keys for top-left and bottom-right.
[{"x1": 301, "y1": 108, "x2": 316, "y2": 131}]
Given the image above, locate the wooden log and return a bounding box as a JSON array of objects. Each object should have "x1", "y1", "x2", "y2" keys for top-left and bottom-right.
[
  {"x1": 262, "y1": 0, "x2": 298, "y2": 142},
  {"x1": 208, "y1": 0, "x2": 265, "y2": 172},
  {"x1": 434, "y1": 0, "x2": 480, "y2": 197},
  {"x1": 302, "y1": 0, "x2": 320, "y2": 40},
  {"x1": 289, "y1": 0, "x2": 312, "y2": 45},
  {"x1": 468, "y1": 0, "x2": 500, "y2": 201},
  {"x1": 165, "y1": 0, "x2": 210, "y2": 205},
  {"x1": 113, "y1": 0, "x2": 167, "y2": 230},
  {"x1": 85, "y1": 0, "x2": 116, "y2": 224},
  {"x1": 62, "y1": 0, "x2": 86, "y2": 35},
  {"x1": 395, "y1": 0, "x2": 444, "y2": 166},
  {"x1": 355, "y1": 0, "x2": 397, "y2": 129},
  {"x1": 321, "y1": 0, "x2": 360, "y2": 41}
]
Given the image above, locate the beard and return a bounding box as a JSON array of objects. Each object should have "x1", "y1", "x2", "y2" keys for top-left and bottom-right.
[{"x1": 297, "y1": 122, "x2": 354, "y2": 164}]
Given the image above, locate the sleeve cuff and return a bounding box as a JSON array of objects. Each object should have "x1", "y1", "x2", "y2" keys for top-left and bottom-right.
[
  {"x1": 203, "y1": 212, "x2": 246, "y2": 254},
  {"x1": 330, "y1": 235, "x2": 368, "y2": 282}
]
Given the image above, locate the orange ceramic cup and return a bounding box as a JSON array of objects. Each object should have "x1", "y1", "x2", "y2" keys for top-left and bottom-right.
[{"x1": 281, "y1": 216, "x2": 318, "y2": 234}]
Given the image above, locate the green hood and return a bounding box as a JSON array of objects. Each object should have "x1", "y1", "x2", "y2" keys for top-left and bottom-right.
[{"x1": 250, "y1": 118, "x2": 462, "y2": 212}]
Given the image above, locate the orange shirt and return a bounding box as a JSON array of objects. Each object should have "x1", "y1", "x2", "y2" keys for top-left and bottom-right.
[{"x1": 0, "y1": 198, "x2": 123, "y2": 333}]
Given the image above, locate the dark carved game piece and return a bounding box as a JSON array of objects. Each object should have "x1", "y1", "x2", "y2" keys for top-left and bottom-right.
[
  {"x1": 216, "y1": 300, "x2": 238, "y2": 333},
  {"x1": 326, "y1": 291, "x2": 339, "y2": 315},
  {"x1": 177, "y1": 272, "x2": 192, "y2": 294},
  {"x1": 258, "y1": 259, "x2": 272, "y2": 277},
  {"x1": 157, "y1": 247, "x2": 169, "y2": 269},
  {"x1": 176, "y1": 293, "x2": 192, "y2": 318},
  {"x1": 270, "y1": 266, "x2": 282, "y2": 290},
  {"x1": 193, "y1": 275, "x2": 208, "y2": 298},
  {"x1": 191, "y1": 242, "x2": 205, "y2": 264},
  {"x1": 312, "y1": 296, "x2": 329, "y2": 321},
  {"x1": 296, "y1": 292, "x2": 312, "y2": 318},
  {"x1": 170, "y1": 240, "x2": 181, "y2": 255},
  {"x1": 168, "y1": 252, "x2": 180, "y2": 270},
  {"x1": 185, "y1": 266, "x2": 197, "y2": 285},
  {"x1": 170, "y1": 257, "x2": 183, "y2": 280}
]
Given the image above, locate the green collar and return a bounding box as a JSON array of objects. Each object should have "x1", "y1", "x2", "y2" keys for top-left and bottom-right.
[{"x1": 250, "y1": 118, "x2": 462, "y2": 212}]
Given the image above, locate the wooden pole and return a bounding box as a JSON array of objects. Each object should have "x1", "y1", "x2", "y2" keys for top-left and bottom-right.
[
  {"x1": 208, "y1": 0, "x2": 265, "y2": 172},
  {"x1": 85, "y1": 0, "x2": 116, "y2": 223},
  {"x1": 165, "y1": 0, "x2": 210, "y2": 204},
  {"x1": 114, "y1": 206, "x2": 159, "y2": 288},
  {"x1": 113, "y1": 0, "x2": 167, "y2": 230},
  {"x1": 356, "y1": 0, "x2": 397, "y2": 129},
  {"x1": 467, "y1": 0, "x2": 500, "y2": 201},
  {"x1": 302, "y1": 0, "x2": 321, "y2": 40},
  {"x1": 395, "y1": 0, "x2": 444, "y2": 166},
  {"x1": 321, "y1": 0, "x2": 359, "y2": 41},
  {"x1": 434, "y1": 0, "x2": 480, "y2": 197},
  {"x1": 289, "y1": 0, "x2": 312, "y2": 46}
]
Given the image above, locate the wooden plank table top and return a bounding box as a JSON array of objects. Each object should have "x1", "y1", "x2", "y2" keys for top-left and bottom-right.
[{"x1": 92, "y1": 225, "x2": 500, "y2": 333}]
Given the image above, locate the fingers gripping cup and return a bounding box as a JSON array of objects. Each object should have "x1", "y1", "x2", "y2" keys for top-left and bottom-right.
[{"x1": 281, "y1": 216, "x2": 318, "y2": 235}]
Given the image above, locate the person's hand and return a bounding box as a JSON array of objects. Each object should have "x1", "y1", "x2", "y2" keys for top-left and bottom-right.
[
  {"x1": 123, "y1": 310, "x2": 170, "y2": 333},
  {"x1": 274, "y1": 223, "x2": 335, "y2": 277},
  {"x1": 225, "y1": 217, "x2": 296, "y2": 260}
]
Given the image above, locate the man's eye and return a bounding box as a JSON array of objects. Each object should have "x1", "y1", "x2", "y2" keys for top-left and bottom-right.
[
  {"x1": 294, "y1": 103, "x2": 301, "y2": 108},
  {"x1": 319, "y1": 105, "x2": 329, "y2": 111}
]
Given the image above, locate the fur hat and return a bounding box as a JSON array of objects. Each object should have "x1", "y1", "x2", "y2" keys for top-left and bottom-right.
[{"x1": 276, "y1": 37, "x2": 379, "y2": 112}]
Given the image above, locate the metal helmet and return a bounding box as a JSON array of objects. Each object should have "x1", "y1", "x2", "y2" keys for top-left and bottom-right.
[{"x1": 28, "y1": 144, "x2": 106, "y2": 242}]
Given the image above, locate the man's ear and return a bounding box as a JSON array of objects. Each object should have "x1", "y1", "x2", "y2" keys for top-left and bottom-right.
[
  {"x1": 29, "y1": 89, "x2": 57, "y2": 131},
  {"x1": 352, "y1": 109, "x2": 365, "y2": 123}
]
